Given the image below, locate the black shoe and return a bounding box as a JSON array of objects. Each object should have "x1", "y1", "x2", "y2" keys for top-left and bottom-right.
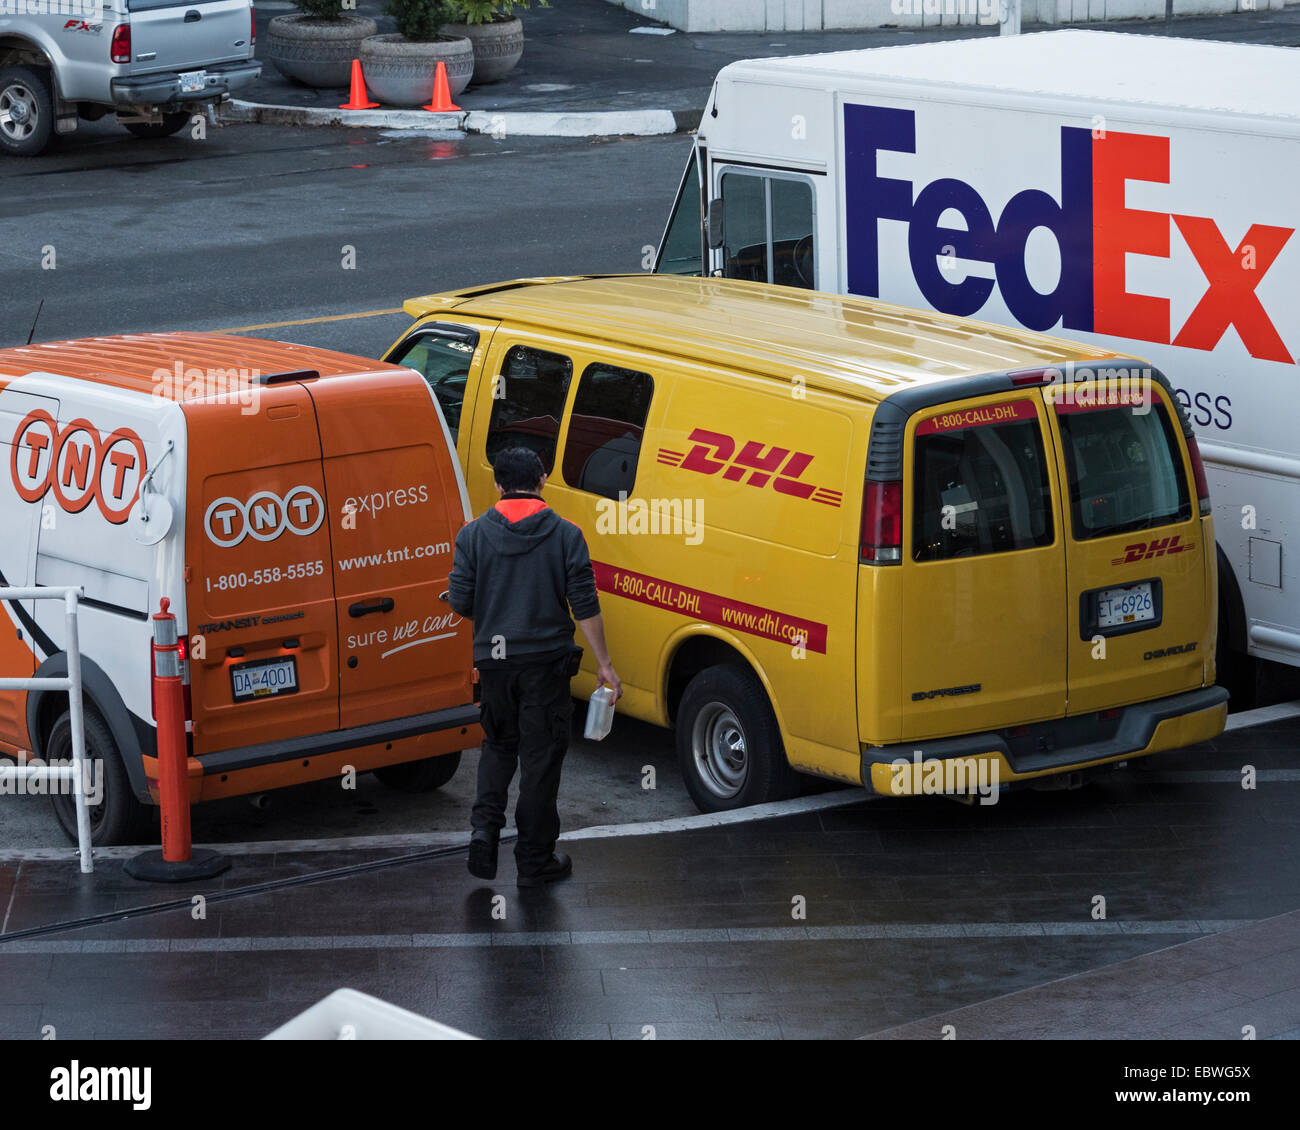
[
  {"x1": 467, "y1": 832, "x2": 499, "y2": 880},
  {"x1": 517, "y1": 851, "x2": 572, "y2": 888}
]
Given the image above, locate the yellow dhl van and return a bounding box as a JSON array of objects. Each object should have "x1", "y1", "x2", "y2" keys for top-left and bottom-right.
[
  {"x1": 0, "y1": 335, "x2": 479, "y2": 844},
  {"x1": 384, "y1": 274, "x2": 1227, "y2": 810}
]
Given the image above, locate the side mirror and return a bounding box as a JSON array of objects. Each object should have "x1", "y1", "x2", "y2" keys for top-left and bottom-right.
[{"x1": 705, "y1": 197, "x2": 725, "y2": 250}]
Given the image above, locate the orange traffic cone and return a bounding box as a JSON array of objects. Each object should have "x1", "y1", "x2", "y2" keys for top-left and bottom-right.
[
  {"x1": 423, "y1": 61, "x2": 460, "y2": 112},
  {"x1": 340, "y1": 59, "x2": 379, "y2": 110}
]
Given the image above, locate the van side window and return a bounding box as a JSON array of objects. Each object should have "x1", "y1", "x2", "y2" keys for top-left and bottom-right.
[
  {"x1": 1055, "y1": 404, "x2": 1191, "y2": 539},
  {"x1": 913, "y1": 414, "x2": 1054, "y2": 561},
  {"x1": 719, "y1": 170, "x2": 815, "y2": 289},
  {"x1": 389, "y1": 326, "x2": 479, "y2": 442},
  {"x1": 486, "y1": 345, "x2": 574, "y2": 472},
  {"x1": 561, "y1": 364, "x2": 654, "y2": 499}
]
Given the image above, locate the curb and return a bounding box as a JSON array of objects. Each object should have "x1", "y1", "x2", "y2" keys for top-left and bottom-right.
[{"x1": 219, "y1": 100, "x2": 697, "y2": 136}]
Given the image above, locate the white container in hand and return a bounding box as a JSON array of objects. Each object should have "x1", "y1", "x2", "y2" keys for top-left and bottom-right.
[{"x1": 584, "y1": 685, "x2": 616, "y2": 741}]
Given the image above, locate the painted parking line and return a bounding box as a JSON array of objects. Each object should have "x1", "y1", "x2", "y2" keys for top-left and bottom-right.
[
  {"x1": 214, "y1": 307, "x2": 404, "y2": 334},
  {"x1": 0, "y1": 919, "x2": 1253, "y2": 955},
  {"x1": 3, "y1": 700, "x2": 1295, "y2": 865}
]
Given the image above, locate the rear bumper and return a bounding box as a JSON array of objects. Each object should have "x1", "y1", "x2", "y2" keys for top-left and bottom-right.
[
  {"x1": 863, "y1": 685, "x2": 1228, "y2": 798},
  {"x1": 110, "y1": 60, "x2": 261, "y2": 108}
]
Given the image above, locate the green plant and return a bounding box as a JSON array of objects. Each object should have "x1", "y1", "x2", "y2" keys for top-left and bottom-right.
[
  {"x1": 385, "y1": 0, "x2": 455, "y2": 40},
  {"x1": 292, "y1": 0, "x2": 346, "y2": 18},
  {"x1": 445, "y1": 0, "x2": 548, "y2": 25}
]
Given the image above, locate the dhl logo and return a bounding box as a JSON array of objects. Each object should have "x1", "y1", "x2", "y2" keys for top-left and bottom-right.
[
  {"x1": 658, "y1": 428, "x2": 843, "y2": 508},
  {"x1": 1112, "y1": 534, "x2": 1194, "y2": 566}
]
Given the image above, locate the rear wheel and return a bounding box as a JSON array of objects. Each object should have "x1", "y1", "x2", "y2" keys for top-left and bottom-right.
[
  {"x1": 48, "y1": 708, "x2": 152, "y2": 846},
  {"x1": 0, "y1": 66, "x2": 54, "y2": 157},
  {"x1": 676, "y1": 664, "x2": 800, "y2": 812},
  {"x1": 373, "y1": 750, "x2": 462, "y2": 793},
  {"x1": 122, "y1": 112, "x2": 191, "y2": 140}
]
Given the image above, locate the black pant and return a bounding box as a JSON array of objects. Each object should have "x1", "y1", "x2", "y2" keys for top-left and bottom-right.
[{"x1": 472, "y1": 656, "x2": 574, "y2": 875}]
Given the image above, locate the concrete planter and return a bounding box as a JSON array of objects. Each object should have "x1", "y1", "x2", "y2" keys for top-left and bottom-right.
[
  {"x1": 265, "y1": 14, "x2": 379, "y2": 89},
  {"x1": 358, "y1": 34, "x2": 475, "y2": 108},
  {"x1": 442, "y1": 16, "x2": 525, "y2": 85}
]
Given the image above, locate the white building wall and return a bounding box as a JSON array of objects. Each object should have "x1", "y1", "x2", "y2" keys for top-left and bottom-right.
[{"x1": 610, "y1": 0, "x2": 1285, "y2": 31}]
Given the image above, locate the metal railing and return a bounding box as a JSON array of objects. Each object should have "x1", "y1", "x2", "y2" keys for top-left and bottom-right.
[{"x1": 0, "y1": 586, "x2": 93, "y2": 873}]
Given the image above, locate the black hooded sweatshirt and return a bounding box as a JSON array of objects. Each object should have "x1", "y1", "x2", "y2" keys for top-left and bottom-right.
[{"x1": 448, "y1": 495, "x2": 601, "y2": 667}]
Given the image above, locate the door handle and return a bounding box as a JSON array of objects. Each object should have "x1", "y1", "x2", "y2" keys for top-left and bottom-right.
[
  {"x1": 184, "y1": 9, "x2": 201, "y2": 20},
  {"x1": 349, "y1": 597, "x2": 395, "y2": 618}
]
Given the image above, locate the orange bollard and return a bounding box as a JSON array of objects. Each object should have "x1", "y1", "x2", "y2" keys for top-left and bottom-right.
[
  {"x1": 125, "y1": 598, "x2": 229, "y2": 883},
  {"x1": 340, "y1": 59, "x2": 379, "y2": 110},
  {"x1": 423, "y1": 61, "x2": 461, "y2": 112}
]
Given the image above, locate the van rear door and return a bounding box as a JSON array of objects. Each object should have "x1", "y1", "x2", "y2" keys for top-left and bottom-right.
[
  {"x1": 185, "y1": 387, "x2": 340, "y2": 754},
  {"x1": 898, "y1": 392, "x2": 1068, "y2": 738},
  {"x1": 1045, "y1": 377, "x2": 1210, "y2": 712},
  {"x1": 0, "y1": 387, "x2": 60, "y2": 738},
  {"x1": 307, "y1": 374, "x2": 474, "y2": 730}
]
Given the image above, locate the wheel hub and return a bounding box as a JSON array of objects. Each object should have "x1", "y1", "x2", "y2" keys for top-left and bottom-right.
[
  {"x1": 1, "y1": 86, "x2": 37, "y2": 140},
  {"x1": 692, "y1": 702, "x2": 748, "y2": 799}
]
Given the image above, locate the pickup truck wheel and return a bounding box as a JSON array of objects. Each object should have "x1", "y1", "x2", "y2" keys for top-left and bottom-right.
[
  {"x1": 0, "y1": 66, "x2": 54, "y2": 157},
  {"x1": 676, "y1": 664, "x2": 800, "y2": 812},
  {"x1": 123, "y1": 112, "x2": 191, "y2": 140},
  {"x1": 47, "y1": 708, "x2": 152, "y2": 846},
  {"x1": 373, "y1": 750, "x2": 462, "y2": 793}
]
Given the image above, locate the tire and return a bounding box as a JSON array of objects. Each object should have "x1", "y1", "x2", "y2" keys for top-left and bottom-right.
[
  {"x1": 122, "y1": 112, "x2": 191, "y2": 140},
  {"x1": 47, "y1": 708, "x2": 152, "y2": 847},
  {"x1": 676, "y1": 664, "x2": 800, "y2": 813},
  {"x1": 373, "y1": 750, "x2": 462, "y2": 793},
  {"x1": 1216, "y1": 547, "x2": 1256, "y2": 711},
  {"x1": 0, "y1": 66, "x2": 54, "y2": 157}
]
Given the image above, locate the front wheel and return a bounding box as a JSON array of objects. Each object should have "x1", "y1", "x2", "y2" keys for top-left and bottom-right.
[
  {"x1": 0, "y1": 66, "x2": 54, "y2": 157},
  {"x1": 48, "y1": 708, "x2": 152, "y2": 846},
  {"x1": 122, "y1": 112, "x2": 191, "y2": 139},
  {"x1": 676, "y1": 664, "x2": 800, "y2": 813},
  {"x1": 373, "y1": 750, "x2": 462, "y2": 793}
]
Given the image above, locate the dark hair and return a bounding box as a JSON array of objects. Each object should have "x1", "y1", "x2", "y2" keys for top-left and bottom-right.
[{"x1": 493, "y1": 446, "x2": 546, "y2": 493}]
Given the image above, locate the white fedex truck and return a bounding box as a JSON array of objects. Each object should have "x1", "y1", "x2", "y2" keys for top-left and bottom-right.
[{"x1": 656, "y1": 29, "x2": 1300, "y2": 705}]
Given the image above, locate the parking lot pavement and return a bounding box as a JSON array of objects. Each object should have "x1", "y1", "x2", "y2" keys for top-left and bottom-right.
[
  {"x1": 2, "y1": 707, "x2": 1297, "y2": 1039},
  {"x1": 236, "y1": 0, "x2": 1300, "y2": 128}
]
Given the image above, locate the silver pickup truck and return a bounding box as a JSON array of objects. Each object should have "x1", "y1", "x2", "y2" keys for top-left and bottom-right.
[{"x1": 0, "y1": 0, "x2": 259, "y2": 155}]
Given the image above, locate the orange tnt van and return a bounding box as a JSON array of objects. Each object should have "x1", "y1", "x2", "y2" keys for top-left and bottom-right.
[{"x1": 0, "y1": 334, "x2": 479, "y2": 844}]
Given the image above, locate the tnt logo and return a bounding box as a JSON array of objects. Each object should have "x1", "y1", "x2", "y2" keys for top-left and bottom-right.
[
  {"x1": 9, "y1": 409, "x2": 146, "y2": 525},
  {"x1": 204, "y1": 486, "x2": 325, "y2": 548},
  {"x1": 1112, "y1": 535, "x2": 1194, "y2": 566},
  {"x1": 659, "y1": 427, "x2": 842, "y2": 508},
  {"x1": 844, "y1": 104, "x2": 1295, "y2": 364}
]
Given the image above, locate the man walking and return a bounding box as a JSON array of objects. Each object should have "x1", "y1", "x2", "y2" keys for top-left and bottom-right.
[{"x1": 449, "y1": 446, "x2": 622, "y2": 887}]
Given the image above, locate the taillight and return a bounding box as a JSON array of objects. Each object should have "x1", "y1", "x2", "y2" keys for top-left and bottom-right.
[
  {"x1": 110, "y1": 23, "x2": 131, "y2": 65},
  {"x1": 1185, "y1": 433, "x2": 1212, "y2": 516},
  {"x1": 1007, "y1": 367, "x2": 1055, "y2": 386},
  {"x1": 250, "y1": 6, "x2": 257, "y2": 48},
  {"x1": 860, "y1": 480, "x2": 902, "y2": 564}
]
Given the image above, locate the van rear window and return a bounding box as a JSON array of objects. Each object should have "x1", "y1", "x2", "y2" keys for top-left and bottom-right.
[
  {"x1": 1055, "y1": 403, "x2": 1190, "y2": 540},
  {"x1": 913, "y1": 410, "x2": 1054, "y2": 562}
]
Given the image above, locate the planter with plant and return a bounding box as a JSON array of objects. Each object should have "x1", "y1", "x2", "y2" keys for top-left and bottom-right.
[
  {"x1": 443, "y1": 0, "x2": 545, "y2": 85},
  {"x1": 359, "y1": 0, "x2": 475, "y2": 107},
  {"x1": 265, "y1": 0, "x2": 380, "y2": 89}
]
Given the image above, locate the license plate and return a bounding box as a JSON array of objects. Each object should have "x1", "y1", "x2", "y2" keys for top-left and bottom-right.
[
  {"x1": 179, "y1": 70, "x2": 207, "y2": 94},
  {"x1": 1097, "y1": 582, "x2": 1155, "y2": 628},
  {"x1": 230, "y1": 657, "x2": 298, "y2": 702}
]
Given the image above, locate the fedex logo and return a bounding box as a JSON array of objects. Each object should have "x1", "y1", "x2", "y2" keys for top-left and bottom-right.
[{"x1": 844, "y1": 104, "x2": 1295, "y2": 364}]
